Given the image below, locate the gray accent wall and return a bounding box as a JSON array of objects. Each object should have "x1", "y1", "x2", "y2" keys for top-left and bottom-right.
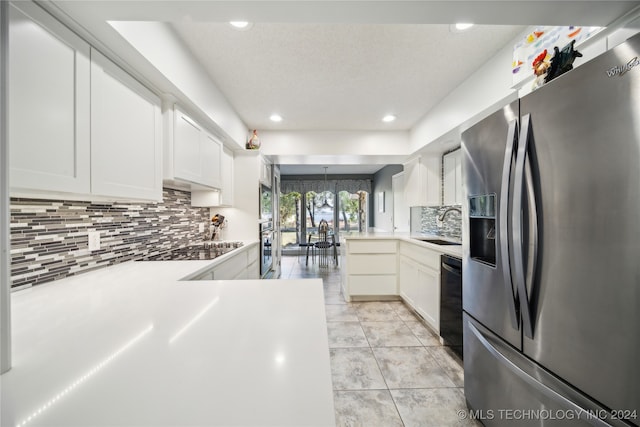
[
  {"x1": 372, "y1": 165, "x2": 403, "y2": 231},
  {"x1": 10, "y1": 188, "x2": 210, "y2": 289}
]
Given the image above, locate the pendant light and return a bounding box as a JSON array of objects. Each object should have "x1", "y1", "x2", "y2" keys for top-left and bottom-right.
[{"x1": 319, "y1": 167, "x2": 331, "y2": 209}]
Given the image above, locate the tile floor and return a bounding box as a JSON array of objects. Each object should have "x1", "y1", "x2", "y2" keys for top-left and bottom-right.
[{"x1": 280, "y1": 255, "x2": 481, "y2": 427}]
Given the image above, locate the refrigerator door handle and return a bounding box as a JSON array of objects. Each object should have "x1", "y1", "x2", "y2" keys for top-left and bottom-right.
[
  {"x1": 499, "y1": 119, "x2": 520, "y2": 329},
  {"x1": 524, "y1": 140, "x2": 539, "y2": 330},
  {"x1": 513, "y1": 114, "x2": 536, "y2": 339}
]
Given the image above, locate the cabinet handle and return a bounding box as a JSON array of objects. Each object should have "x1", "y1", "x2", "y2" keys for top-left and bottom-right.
[{"x1": 442, "y1": 263, "x2": 461, "y2": 276}]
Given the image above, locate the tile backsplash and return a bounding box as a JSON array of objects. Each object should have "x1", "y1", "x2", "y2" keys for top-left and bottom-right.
[
  {"x1": 410, "y1": 204, "x2": 462, "y2": 240},
  {"x1": 10, "y1": 188, "x2": 210, "y2": 289}
]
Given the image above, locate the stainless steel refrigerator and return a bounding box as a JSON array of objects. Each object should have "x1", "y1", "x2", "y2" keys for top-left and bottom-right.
[{"x1": 462, "y1": 33, "x2": 640, "y2": 426}]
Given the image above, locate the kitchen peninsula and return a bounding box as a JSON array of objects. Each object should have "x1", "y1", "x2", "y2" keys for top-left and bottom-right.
[
  {"x1": 341, "y1": 231, "x2": 462, "y2": 334},
  {"x1": 1, "y1": 259, "x2": 335, "y2": 427}
]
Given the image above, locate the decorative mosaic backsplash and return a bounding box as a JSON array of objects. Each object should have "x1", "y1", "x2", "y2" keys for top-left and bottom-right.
[
  {"x1": 10, "y1": 188, "x2": 210, "y2": 289},
  {"x1": 411, "y1": 204, "x2": 462, "y2": 240}
]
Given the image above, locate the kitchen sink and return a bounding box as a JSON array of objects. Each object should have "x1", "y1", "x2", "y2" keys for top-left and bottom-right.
[{"x1": 414, "y1": 238, "x2": 462, "y2": 246}]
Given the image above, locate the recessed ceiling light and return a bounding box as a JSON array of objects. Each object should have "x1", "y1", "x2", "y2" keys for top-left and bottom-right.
[
  {"x1": 270, "y1": 114, "x2": 283, "y2": 122},
  {"x1": 455, "y1": 23, "x2": 474, "y2": 31},
  {"x1": 229, "y1": 21, "x2": 252, "y2": 30},
  {"x1": 382, "y1": 114, "x2": 396, "y2": 123}
]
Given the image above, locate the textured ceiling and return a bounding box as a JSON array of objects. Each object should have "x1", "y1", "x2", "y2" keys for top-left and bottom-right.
[{"x1": 172, "y1": 23, "x2": 526, "y2": 130}]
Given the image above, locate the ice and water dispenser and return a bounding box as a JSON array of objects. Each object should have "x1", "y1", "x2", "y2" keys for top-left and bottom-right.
[{"x1": 469, "y1": 194, "x2": 496, "y2": 266}]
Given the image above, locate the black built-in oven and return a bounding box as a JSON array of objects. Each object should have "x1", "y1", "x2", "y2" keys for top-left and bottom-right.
[
  {"x1": 259, "y1": 184, "x2": 273, "y2": 278},
  {"x1": 440, "y1": 254, "x2": 463, "y2": 359}
]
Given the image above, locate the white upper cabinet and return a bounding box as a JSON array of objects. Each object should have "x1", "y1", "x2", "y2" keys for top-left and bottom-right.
[
  {"x1": 218, "y1": 147, "x2": 234, "y2": 206},
  {"x1": 403, "y1": 156, "x2": 440, "y2": 207},
  {"x1": 443, "y1": 148, "x2": 463, "y2": 205},
  {"x1": 259, "y1": 157, "x2": 272, "y2": 187},
  {"x1": 90, "y1": 49, "x2": 162, "y2": 201},
  {"x1": 191, "y1": 146, "x2": 234, "y2": 207},
  {"x1": 9, "y1": 2, "x2": 91, "y2": 194},
  {"x1": 174, "y1": 111, "x2": 204, "y2": 183},
  {"x1": 170, "y1": 107, "x2": 223, "y2": 190},
  {"x1": 201, "y1": 132, "x2": 223, "y2": 189},
  {"x1": 9, "y1": 3, "x2": 161, "y2": 201}
]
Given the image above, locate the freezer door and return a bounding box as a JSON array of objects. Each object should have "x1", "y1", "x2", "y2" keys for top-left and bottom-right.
[
  {"x1": 461, "y1": 102, "x2": 521, "y2": 349},
  {"x1": 519, "y1": 34, "x2": 640, "y2": 420},
  {"x1": 464, "y1": 313, "x2": 630, "y2": 427}
]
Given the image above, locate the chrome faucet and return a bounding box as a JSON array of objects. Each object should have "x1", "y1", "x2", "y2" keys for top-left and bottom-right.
[{"x1": 438, "y1": 207, "x2": 462, "y2": 222}]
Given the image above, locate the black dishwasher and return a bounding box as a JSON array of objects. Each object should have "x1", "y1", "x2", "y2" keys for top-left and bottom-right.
[{"x1": 440, "y1": 254, "x2": 463, "y2": 359}]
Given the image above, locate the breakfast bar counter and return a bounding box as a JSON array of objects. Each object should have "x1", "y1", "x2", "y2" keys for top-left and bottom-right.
[{"x1": 1, "y1": 261, "x2": 335, "y2": 427}]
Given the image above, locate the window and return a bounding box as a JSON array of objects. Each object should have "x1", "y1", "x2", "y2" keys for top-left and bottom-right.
[{"x1": 338, "y1": 191, "x2": 368, "y2": 232}]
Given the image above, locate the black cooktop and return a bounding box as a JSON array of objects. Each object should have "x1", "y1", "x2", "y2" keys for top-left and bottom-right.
[{"x1": 138, "y1": 242, "x2": 243, "y2": 261}]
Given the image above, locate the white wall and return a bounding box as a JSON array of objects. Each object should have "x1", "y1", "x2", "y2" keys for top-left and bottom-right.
[
  {"x1": 410, "y1": 21, "x2": 640, "y2": 153},
  {"x1": 409, "y1": 34, "x2": 521, "y2": 153},
  {"x1": 110, "y1": 21, "x2": 248, "y2": 149},
  {"x1": 259, "y1": 130, "x2": 410, "y2": 157}
]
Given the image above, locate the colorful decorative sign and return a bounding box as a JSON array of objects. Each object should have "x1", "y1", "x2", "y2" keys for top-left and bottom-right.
[{"x1": 512, "y1": 26, "x2": 602, "y2": 87}]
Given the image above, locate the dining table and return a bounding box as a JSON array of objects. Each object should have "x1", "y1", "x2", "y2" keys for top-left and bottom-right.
[{"x1": 305, "y1": 232, "x2": 338, "y2": 267}]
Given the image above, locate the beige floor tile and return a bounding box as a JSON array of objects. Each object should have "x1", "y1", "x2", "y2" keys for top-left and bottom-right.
[
  {"x1": 334, "y1": 390, "x2": 403, "y2": 427},
  {"x1": 353, "y1": 301, "x2": 400, "y2": 321},
  {"x1": 427, "y1": 346, "x2": 465, "y2": 388},
  {"x1": 330, "y1": 348, "x2": 387, "y2": 390},
  {"x1": 361, "y1": 321, "x2": 423, "y2": 347},
  {"x1": 325, "y1": 304, "x2": 359, "y2": 322},
  {"x1": 391, "y1": 388, "x2": 483, "y2": 427},
  {"x1": 327, "y1": 321, "x2": 370, "y2": 348},
  {"x1": 373, "y1": 347, "x2": 456, "y2": 389},
  {"x1": 405, "y1": 320, "x2": 442, "y2": 346}
]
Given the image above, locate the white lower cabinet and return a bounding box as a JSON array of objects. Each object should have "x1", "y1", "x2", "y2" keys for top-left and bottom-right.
[
  {"x1": 190, "y1": 244, "x2": 260, "y2": 281},
  {"x1": 343, "y1": 239, "x2": 398, "y2": 301},
  {"x1": 399, "y1": 241, "x2": 441, "y2": 332}
]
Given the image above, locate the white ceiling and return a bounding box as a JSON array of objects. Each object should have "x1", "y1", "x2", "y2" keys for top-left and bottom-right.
[
  {"x1": 44, "y1": 1, "x2": 640, "y2": 174},
  {"x1": 171, "y1": 22, "x2": 525, "y2": 131}
]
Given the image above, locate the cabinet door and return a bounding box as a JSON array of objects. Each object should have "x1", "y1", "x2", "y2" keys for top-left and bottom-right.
[
  {"x1": 9, "y1": 3, "x2": 90, "y2": 194},
  {"x1": 443, "y1": 154, "x2": 457, "y2": 205},
  {"x1": 90, "y1": 49, "x2": 162, "y2": 201},
  {"x1": 417, "y1": 265, "x2": 440, "y2": 333},
  {"x1": 403, "y1": 157, "x2": 421, "y2": 207},
  {"x1": 422, "y1": 156, "x2": 441, "y2": 206},
  {"x1": 201, "y1": 132, "x2": 223, "y2": 189},
  {"x1": 174, "y1": 110, "x2": 203, "y2": 183},
  {"x1": 219, "y1": 147, "x2": 234, "y2": 206},
  {"x1": 443, "y1": 149, "x2": 462, "y2": 205},
  {"x1": 455, "y1": 153, "x2": 463, "y2": 204},
  {"x1": 399, "y1": 256, "x2": 419, "y2": 307},
  {"x1": 404, "y1": 156, "x2": 440, "y2": 206},
  {"x1": 260, "y1": 157, "x2": 272, "y2": 187}
]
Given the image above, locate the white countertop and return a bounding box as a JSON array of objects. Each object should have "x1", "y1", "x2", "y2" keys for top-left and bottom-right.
[
  {"x1": 1, "y1": 259, "x2": 335, "y2": 427},
  {"x1": 340, "y1": 231, "x2": 463, "y2": 258}
]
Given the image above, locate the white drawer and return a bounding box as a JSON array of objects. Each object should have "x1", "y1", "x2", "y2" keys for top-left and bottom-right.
[
  {"x1": 400, "y1": 241, "x2": 440, "y2": 270},
  {"x1": 349, "y1": 275, "x2": 397, "y2": 295},
  {"x1": 349, "y1": 254, "x2": 396, "y2": 274},
  {"x1": 348, "y1": 240, "x2": 397, "y2": 254},
  {"x1": 214, "y1": 253, "x2": 247, "y2": 280}
]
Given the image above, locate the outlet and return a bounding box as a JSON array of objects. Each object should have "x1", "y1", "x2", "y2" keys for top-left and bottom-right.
[
  {"x1": 88, "y1": 231, "x2": 101, "y2": 251},
  {"x1": 199, "y1": 223, "x2": 205, "y2": 233}
]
